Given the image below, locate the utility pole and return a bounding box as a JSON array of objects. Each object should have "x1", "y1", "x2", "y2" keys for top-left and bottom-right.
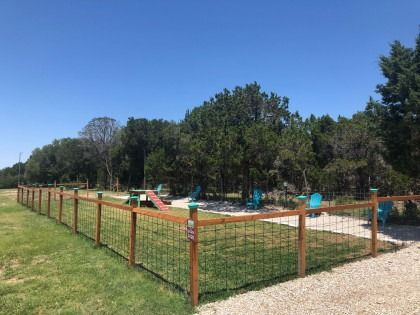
[{"x1": 18, "y1": 152, "x2": 22, "y2": 185}]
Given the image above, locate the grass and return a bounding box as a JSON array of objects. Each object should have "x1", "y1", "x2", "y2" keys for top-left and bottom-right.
[
  {"x1": 14, "y1": 187, "x2": 397, "y2": 305},
  {"x1": 0, "y1": 189, "x2": 193, "y2": 315}
]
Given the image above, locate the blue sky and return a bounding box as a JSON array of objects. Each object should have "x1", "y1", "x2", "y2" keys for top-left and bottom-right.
[{"x1": 0, "y1": 0, "x2": 419, "y2": 168}]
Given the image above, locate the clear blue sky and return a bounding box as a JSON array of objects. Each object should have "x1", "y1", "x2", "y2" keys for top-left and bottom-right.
[{"x1": 0, "y1": 1, "x2": 419, "y2": 169}]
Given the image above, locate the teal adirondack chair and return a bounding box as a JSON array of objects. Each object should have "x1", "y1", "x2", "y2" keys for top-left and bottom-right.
[
  {"x1": 307, "y1": 193, "x2": 322, "y2": 218},
  {"x1": 189, "y1": 185, "x2": 201, "y2": 201},
  {"x1": 155, "y1": 184, "x2": 163, "y2": 196},
  {"x1": 368, "y1": 201, "x2": 393, "y2": 228},
  {"x1": 246, "y1": 189, "x2": 262, "y2": 210}
]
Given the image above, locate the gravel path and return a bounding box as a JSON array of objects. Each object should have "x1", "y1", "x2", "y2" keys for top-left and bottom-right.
[{"x1": 198, "y1": 243, "x2": 420, "y2": 315}]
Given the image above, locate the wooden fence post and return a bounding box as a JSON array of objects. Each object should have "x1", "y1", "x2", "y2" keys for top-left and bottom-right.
[
  {"x1": 73, "y1": 188, "x2": 79, "y2": 234},
  {"x1": 38, "y1": 188, "x2": 42, "y2": 214},
  {"x1": 47, "y1": 187, "x2": 51, "y2": 218},
  {"x1": 26, "y1": 188, "x2": 29, "y2": 207},
  {"x1": 128, "y1": 197, "x2": 138, "y2": 267},
  {"x1": 57, "y1": 186, "x2": 64, "y2": 224},
  {"x1": 188, "y1": 202, "x2": 199, "y2": 306},
  {"x1": 17, "y1": 186, "x2": 20, "y2": 202},
  {"x1": 31, "y1": 189, "x2": 35, "y2": 211},
  {"x1": 297, "y1": 195, "x2": 307, "y2": 277},
  {"x1": 370, "y1": 188, "x2": 378, "y2": 257},
  {"x1": 95, "y1": 192, "x2": 103, "y2": 246}
]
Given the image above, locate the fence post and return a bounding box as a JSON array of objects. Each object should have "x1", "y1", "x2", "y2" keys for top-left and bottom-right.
[
  {"x1": 26, "y1": 188, "x2": 29, "y2": 207},
  {"x1": 188, "y1": 202, "x2": 199, "y2": 306},
  {"x1": 38, "y1": 188, "x2": 42, "y2": 214},
  {"x1": 54, "y1": 180, "x2": 57, "y2": 200},
  {"x1": 31, "y1": 189, "x2": 35, "y2": 211},
  {"x1": 370, "y1": 188, "x2": 378, "y2": 257},
  {"x1": 95, "y1": 192, "x2": 103, "y2": 246},
  {"x1": 57, "y1": 186, "x2": 64, "y2": 224},
  {"x1": 128, "y1": 197, "x2": 138, "y2": 267},
  {"x1": 297, "y1": 195, "x2": 307, "y2": 277},
  {"x1": 73, "y1": 188, "x2": 79, "y2": 234},
  {"x1": 47, "y1": 186, "x2": 51, "y2": 218},
  {"x1": 17, "y1": 186, "x2": 20, "y2": 202}
]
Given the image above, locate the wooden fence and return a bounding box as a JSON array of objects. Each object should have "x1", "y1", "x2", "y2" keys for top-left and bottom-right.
[{"x1": 16, "y1": 185, "x2": 420, "y2": 306}]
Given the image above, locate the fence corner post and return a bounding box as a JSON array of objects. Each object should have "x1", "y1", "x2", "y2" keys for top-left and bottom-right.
[
  {"x1": 370, "y1": 188, "x2": 378, "y2": 257},
  {"x1": 128, "y1": 196, "x2": 138, "y2": 267},
  {"x1": 297, "y1": 195, "x2": 307, "y2": 277},
  {"x1": 95, "y1": 192, "x2": 103, "y2": 247},
  {"x1": 57, "y1": 186, "x2": 64, "y2": 224},
  {"x1": 73, "y1": 188, "x2": 79, "y2": 234},
  {"x1": 188, "y1": 202, "x2": 199, "y2": 306}
]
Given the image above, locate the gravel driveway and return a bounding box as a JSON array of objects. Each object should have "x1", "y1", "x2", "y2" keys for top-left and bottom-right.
[{"x1": 198, "y1": 243, "x2": 420, "y2": 315}]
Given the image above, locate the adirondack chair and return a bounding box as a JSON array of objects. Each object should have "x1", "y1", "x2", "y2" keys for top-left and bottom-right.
[
  {"x1": 368, "y1": 201, "x2": 393, "y2": 228},
  {"x1": 155, "y1": 184, "x2": 163, "y2": 196},
  {"x1": 246, "y1": 189, "x2": 262, "y2": 210},
  {"x1": 307, "y1": 193, "x2": 322, "y2": 218},
  {"x1": 189, "y1": 185, "x2": 201, "y2": 201}
]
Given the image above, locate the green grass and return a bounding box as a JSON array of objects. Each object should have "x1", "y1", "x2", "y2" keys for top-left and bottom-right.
[{"x1": 0, "y1": 190, "x2": 193, "y2": 315}]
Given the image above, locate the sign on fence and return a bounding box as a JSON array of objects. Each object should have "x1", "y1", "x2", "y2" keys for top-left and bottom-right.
[{"x1": 187, "y1": 219, "x2": 195, "y2": 241}]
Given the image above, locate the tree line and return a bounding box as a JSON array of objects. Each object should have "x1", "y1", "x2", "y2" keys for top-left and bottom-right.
[{"x1": 1, "y1": 33, "x2": 419, "y2": 197}]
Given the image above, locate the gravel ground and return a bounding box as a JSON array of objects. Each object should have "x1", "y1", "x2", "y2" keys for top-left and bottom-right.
[{"x1": 198, "y1": 243, "x2": 420, "y2": 315}]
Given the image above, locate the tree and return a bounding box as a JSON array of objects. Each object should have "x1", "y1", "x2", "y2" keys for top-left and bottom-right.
[
  {"x1": 79, "y1": 117, "x2": 120, "y2": 189},
  {"x1": 376, "y1": 33, "x2": 420, "y2": 181}
]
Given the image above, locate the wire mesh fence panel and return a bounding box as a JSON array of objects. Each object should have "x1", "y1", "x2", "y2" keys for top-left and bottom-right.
[
  {"x1": 375, "y1": 199, "x2": 419, "y2": 251},
  {"x1": 40, "y1": 189, "x2": 48, "y2": 215},
  {"x1": 198, "y1": 216, "x2": 299, "y2": 299},
  {"x1": 315, "y1": 191, "x2": 371, "y2": 208},
  {"x1": 33, "y1": 191, "x2": 39, "y2": 212},
  {"x1": 22, "y1": 189, "x2": 27, "y2": 206},
  {"x1": 61, "y1": 196, "x2": 73, "y2": 228},
  {"x1": 77, "y1": 199, "x2": 97, "y2": 240},
  {"x1": 305, "y1": 207, "x2": 373, "y2": 273},
  {"x1": 135, "y1": 215, "x2": 190, "y2": 292},
  {"x1": 100, "y1": 205, "x2": 130, "y2": 258},
  {"x1": 50, "y1": 193, "x2": 58, "y2": 219}
]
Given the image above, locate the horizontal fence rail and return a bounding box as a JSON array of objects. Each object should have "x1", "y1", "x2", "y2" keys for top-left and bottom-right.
[{"x1": 16, "y1": 185, "x2": 419, "y2": 306}]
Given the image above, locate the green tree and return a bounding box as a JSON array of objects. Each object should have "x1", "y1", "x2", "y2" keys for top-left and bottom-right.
[{"x1": 376, "y1": 34, "x2": 420, "y2": 180}]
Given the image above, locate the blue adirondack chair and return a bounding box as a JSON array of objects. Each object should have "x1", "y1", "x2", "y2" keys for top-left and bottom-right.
[
  {"x1": 189, "y1": 185, "x2": 201, "y2": 201},
  {"x1": 155, "y1": 184, "x2": 163, "y2": 196},
  {"x1": 307, "y1": 193, "x2": 322, "y2": 218},
  {"x1": 368, "y1": 201, "x2": 393, "y2": 228},
  {"x1": 246, "y1": 189, "x2": 262, "y2": 210}
]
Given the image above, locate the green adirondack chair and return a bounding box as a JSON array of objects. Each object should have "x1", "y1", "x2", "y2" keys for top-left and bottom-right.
[
  {"x1": 246, "y1": 188, "x2": 262, "y2": 210},
  {"x1": 307, "y1": 193, "x2": 322, "y2": 218},
  {"x1": 189, "y1": 185, "x2": 201, "y2": 201},
  {"x1": 368, "y1": 201, "x2": 393, "y2": 228}
]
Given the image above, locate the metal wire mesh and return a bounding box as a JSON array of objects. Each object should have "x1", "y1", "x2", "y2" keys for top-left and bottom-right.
[
  {"x1": 135, "y1": 215, "x2": 190, "y2": 292},
  {"x1": 198, "y1": 216, "x2": 299, "y2": 298},
  {"x1": 61, "y1": 195, "x2": 73, "y2": 227},
  {"x1": 14, "y1": 186, "x2": 420, "y2": 305},
  {"x1": 77, "y1": 199, "x2": 97, "y2": 240},
  {"x1": 32, "y1": 190, "x2": 39, "y2": 212},
  {"x1": 100, "y1": 205, "x2": 130, "y2": 258},
  {"x1": 305, "y1": 207, "x2": 373, "y2": 272},
  {"x1": 49, "y1": 191, "x2": 58, "y2": 219}
]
